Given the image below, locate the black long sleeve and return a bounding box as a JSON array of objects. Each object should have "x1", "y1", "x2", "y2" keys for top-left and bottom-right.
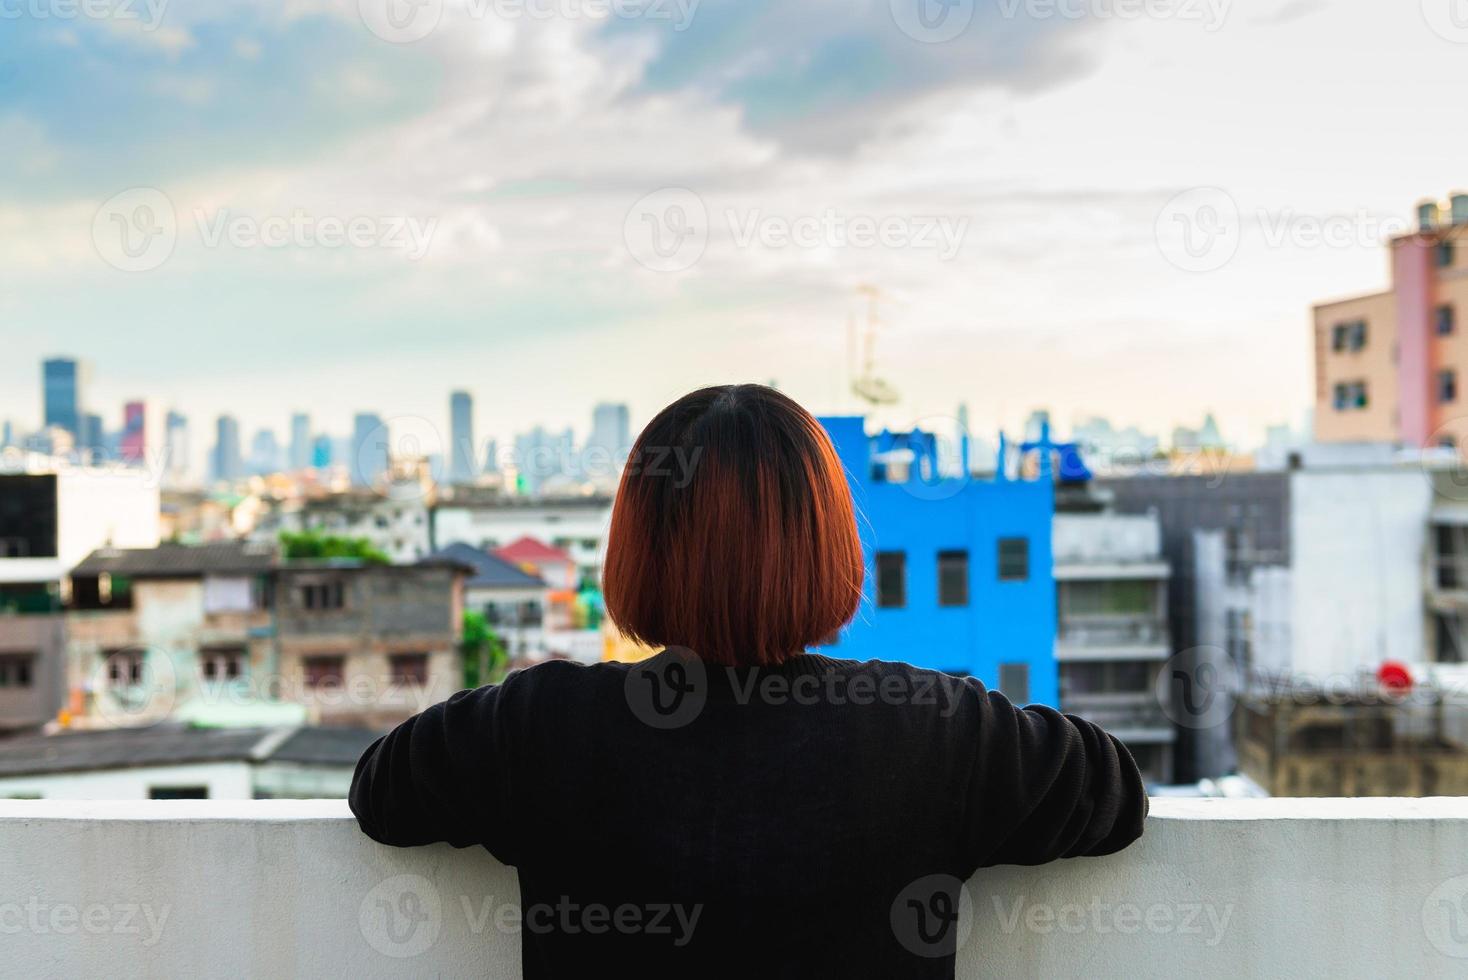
[
  {"x1": 349, "y1": 654, "x2": 1148, "y2": 978},
  {"x1": 958, "y1": 684, "x2": 1148, "y2": 872},
  {"x1": 350, "y1": 684, "x2": 515, "y2": 862}
]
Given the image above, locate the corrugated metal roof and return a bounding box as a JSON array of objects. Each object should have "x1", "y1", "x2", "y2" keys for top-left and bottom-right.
[
  {"x1": 269, "y1": 726, "x2": 383, "y2": 766},
  {"x1": 0, "y1": 724, "x2": 271, "y2": 777},
  {"x1": 71, "y1": 541, "x2": 279, "y2": 579},
  {"x1": 0, "y1": 723, "x2": 385, "y2": 777}
]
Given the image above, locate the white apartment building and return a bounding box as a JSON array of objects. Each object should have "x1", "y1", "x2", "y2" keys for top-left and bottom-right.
[
  {"x1": 431, "y1": 493, "x2": 614, "y2": 583},
  {"x1": 1053, "y1": 490, "x2": 1176, "y2": 784}
]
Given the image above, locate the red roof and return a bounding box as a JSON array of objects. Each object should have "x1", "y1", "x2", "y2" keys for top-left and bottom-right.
[{"x1": 494, "y1": 536, "x2": 573, "y2": 565}]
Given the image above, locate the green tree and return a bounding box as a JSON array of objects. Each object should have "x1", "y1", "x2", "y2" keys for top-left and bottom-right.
[
  {"x1": 461, "y1": 610, "x2": 508, "y2": 689},
  {"x1": 278, "y1": 530, "x2": 390, "y2": 565}
]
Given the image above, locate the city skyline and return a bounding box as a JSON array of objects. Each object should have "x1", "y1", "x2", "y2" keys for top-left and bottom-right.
[{"x1": 9, "y1": 352, "x2": 1284, "y2": 473}]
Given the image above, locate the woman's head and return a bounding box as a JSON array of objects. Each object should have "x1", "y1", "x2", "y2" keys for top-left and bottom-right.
[{"x1": 603, "y1": 384, "x2": 864, "y2": 667}]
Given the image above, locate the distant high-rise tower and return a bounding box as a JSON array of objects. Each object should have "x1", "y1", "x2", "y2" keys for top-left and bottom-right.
[
  {"x1": 42, "y1": 357, "x2": 88, "y2": 441},
  {"x1": 311, "y1": 434, "x2": 333, "y2": 469},
  {"x1": 250, "y1": 428, "x2": 282, "y2": 475},
  {"x1": 589, "y1": 402, "x2": 631, "y2": 465},
  {"x1": 213, "y1": 415, "x2": 243, "y2": 483},
  {"x1": 514, "y1": 426, "x2": 574, "y2": 495},
  {"x1": 289, "y1": 413, "x2": 312, "y2": 471},
  {"x1": 80, "y1": 414, "x2": 104, "y2": 457},
  {"x1": 450, "y1": 391, "x2": 476, "y2": 485},
  {"x1": 165, "y1": 411, "x2": 190, "y2": 486},
  {"x1": 352, "y1": 413, "x2": 389, "y2": 488},
  {"x1": 120, "y1": 400, "x2": 162, "y2": 466}
]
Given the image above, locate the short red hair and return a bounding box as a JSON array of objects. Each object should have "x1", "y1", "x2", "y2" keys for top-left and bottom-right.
[{"x1": 603, "y1": 385, "x2": 864, "y2": 667}]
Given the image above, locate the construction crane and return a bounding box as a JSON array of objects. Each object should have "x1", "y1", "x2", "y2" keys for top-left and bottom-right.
[{"x1": 849, "y1": 284, "x2": 901, "y2": 407}]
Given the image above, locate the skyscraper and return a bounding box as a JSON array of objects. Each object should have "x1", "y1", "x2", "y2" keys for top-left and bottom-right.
[
  {"x1": 311, "y1": 434, "x2": 333, "y2": 469},
  {"x1": 213, "y1": 415, "x2": 242, "y2": 484},
  {"x1": 250, "y1": 429, "x2": 282, "y2": 475},
  {"x1": 120, "y1": 400, "x2": 162, "y2": 466},
  {"x1": 42, "y1": 357, "x2": 87, "y2": 440},
  {"x1": 289, "y1": 413, "x2": 312, "y2": 472},
  {"x1": 352, "y1": 413, "x2": 389, "y2": 488},
  {"x1": 514, "y1": 426, "x2": 574, "y2": 495},
  {"x1": 450, "y1": 391, "x2": 475, "y2": 485},
  {"x1": 589, "y1": 402, "x2": 632, "y2": 462},
  {"x1": 165, "y1": 411, "x2": 190, "y2": 486}
]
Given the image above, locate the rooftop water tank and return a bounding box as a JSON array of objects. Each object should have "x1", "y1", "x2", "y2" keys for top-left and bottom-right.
[
  {"x1": 1419, "y1": 199, "x2": 1442, "y2": 230},
  {"x1": 1452, "y1": 193, "x2": 1468, "y2": 226}
]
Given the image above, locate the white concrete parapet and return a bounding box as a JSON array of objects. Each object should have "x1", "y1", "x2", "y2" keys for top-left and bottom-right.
[{"x1": 2, "y1": 798, "x2": 1467, "y2": 978}]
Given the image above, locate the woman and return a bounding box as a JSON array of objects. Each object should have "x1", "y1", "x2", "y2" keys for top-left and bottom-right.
[{"x1": 350, "y1": 384, "x2": 1148, "y2": 978}]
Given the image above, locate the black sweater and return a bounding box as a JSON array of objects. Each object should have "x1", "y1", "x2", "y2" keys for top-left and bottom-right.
[{"x1": 350, "y1": 650, "x2": 1148, "y2": 979}]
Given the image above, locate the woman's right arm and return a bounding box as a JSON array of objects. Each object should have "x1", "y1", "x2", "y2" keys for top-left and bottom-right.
[{"x1": 349, "y1": 684, "x2": 509, "y2": 852}]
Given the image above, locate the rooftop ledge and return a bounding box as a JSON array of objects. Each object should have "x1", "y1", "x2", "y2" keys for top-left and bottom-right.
[{"x1": 3, "y1": 798, "x2": 1468, "y2": 977}]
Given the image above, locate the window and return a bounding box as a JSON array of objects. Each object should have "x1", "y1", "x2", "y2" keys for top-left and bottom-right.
[
  {"x1": 876, "y1": 551, "x2": 906, "y2": 608},
  {"x1": 997, "y1": 538, "x2": 1029, "y2": 582},
  {"x1": 1061, "y1": 580, "x2": 1154, "y2": 616},
  {"x1": 1331, "y1": 320, "x2": 1366, "y2": 352},
  {"x1": 1441, "y1": 370, "x2": 1458, "y2": 404},
  {"x1": 1333, "y1": 380, "x2": 1369, "y2": 411},
  {"x1": 200, "y1": 648, "x2": 245, "y2": 682},
  {"x1": 103, "y1": 649, "x2": 144, "y2": 687},
  {"x1": 303, "y1": 655, "x2": 345, "y2": 689},
  {"x1": 0, "y1": 654, "x2": 34, "y2": 688},
  {"x1": 1061, "y1": 661, "x2": 1153, "y2": 697},
  {"x1": 998, "y1": 663, "x2": 1030, "y2": 705},
  {"x1": 937, "y1": 550, "x2": 969, "y2": 607},
  {"x1": 1439, "y1": 305, "x2": 1456, "y2": 337},
  {"x1": 150, "y1": 787, "x2": 209, "y2": 800},
  {"x1": 1348, "y1": 319, "x2": 1366, "y2": 351},
  {"x1": 203, "y1": 576, "x2": 254, "y2": 613},
  {"x1": 1438, "y1": 241, "x2": 1456, "y2": 268},
  {"x1": 1436, "y1": 613, "x2": 1465, "y2": 665},
  {"x1": 390, "y1": 653, "x2": 429, "y2": 687},
  {"x1": 98, "y1": 573, "x2": 133, "y2": 608},
  {"x1": 300, "y1": 580, "x2": 345, "y2": 611},
  {"x1": 1438, "y1": 524, "x2": 1464, "y2": 590},
  {"x1": 0, "y1": 475, "x2": 58, "y2": 560}
]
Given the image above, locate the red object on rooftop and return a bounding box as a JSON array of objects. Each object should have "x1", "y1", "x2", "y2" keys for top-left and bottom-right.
[
  {"x1": 1377, "y1": 661, "x2": 1413, "y2": 692},
  {"x1": 494, "y1": 536, "x2": 573, "y2": 565}
]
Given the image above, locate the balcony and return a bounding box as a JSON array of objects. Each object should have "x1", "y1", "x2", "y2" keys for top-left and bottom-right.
[
  {"x1": 1059, "y1": 693, "x2": 1174, "y2": 739},
  {"x1": 2, "y1": 799, "x2": 1466, "y2": 976},
  {"x1": 1055, "y1": 616, "x2": 1170, "y2": 660}
]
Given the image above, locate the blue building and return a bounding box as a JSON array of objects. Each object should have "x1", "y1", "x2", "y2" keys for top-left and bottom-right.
[{"x1": 814, "y1": 416, "x2": 1058, "y2": 707}]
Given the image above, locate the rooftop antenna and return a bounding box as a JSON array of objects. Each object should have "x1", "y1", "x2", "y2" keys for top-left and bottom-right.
[{"x1": 850, "y1": 284, "x2": 901, "y2": 408}]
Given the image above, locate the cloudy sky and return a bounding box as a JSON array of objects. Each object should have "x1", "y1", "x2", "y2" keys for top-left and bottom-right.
[{"x1": 4, "y1": 0, "x2": 1468, "y2": 456}]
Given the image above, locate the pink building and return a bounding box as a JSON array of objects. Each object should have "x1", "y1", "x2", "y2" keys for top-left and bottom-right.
[{"x1": 1314, "y1": 193, "x2": 1468, "y2": 448}]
